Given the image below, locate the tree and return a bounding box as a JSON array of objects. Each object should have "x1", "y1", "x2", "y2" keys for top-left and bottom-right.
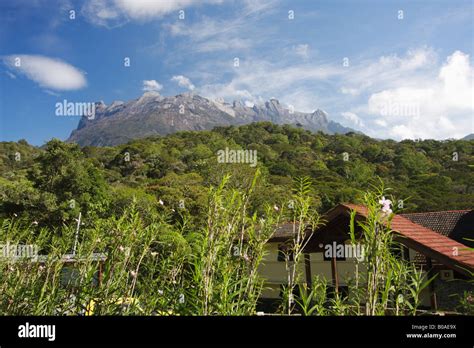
[{"x1": 27, "y1": 139, "x2": 109, "y2": 225}]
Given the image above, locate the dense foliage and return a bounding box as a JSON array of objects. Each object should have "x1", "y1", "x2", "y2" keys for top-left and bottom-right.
[
  {"x1": 0, "y1": 123, "x2": 472, "y2": 315},
  {"x1": 1, "y1": 122, "x2": 472, "y2": 229},
  {"x1": 0, "y1": 174, "x2": 444, "y2": 315}
]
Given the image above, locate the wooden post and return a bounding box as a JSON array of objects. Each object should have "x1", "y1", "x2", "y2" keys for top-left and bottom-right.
[
  {"x1": 98, "y1": 262, "x2": 103, "y2": 287},
  {"x1": 426, "y1": 257, "x2": 438, "y2": 311},
  {"x1": 304, "y1": 253, "x2": 312, "y2": 289},
  {"x1": 331, "y1": 255, "x2": 339, "y2": 294}
]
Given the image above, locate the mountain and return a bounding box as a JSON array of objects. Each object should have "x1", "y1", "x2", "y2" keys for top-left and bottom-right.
[
  {"x1": 67, "y1": 92, "x2": 356, "y2": 146},
  {"x1": 462, "y1": 134, "x2": 474, "y2": 140}
]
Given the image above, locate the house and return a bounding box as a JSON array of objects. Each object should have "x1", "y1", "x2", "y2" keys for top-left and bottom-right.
[
  {"x1": 35, "y1": 253, "x2": 107, "y2": 287},
  {"x1": 259, "y1": 204, "x2": 474, "y2": 312}
]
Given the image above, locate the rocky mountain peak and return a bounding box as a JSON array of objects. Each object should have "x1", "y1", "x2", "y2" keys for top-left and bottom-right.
[
  {"x1": 312, "y1": 109, "x2": 329, "y2": 123},
  {"x1": 68, "y1": 93, "x2": 355, "y2": 146}
]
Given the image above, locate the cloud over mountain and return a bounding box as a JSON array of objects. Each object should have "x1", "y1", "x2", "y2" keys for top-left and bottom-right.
[
  {"x1": 142, "y1": 80, "x2": 163, "y2": 92},
  {"x1": 171, "y1": 75, "x2": 195, "y2": 91}
]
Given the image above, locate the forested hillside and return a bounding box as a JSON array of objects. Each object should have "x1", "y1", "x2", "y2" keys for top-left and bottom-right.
[{"x1": 1, "y1": 122, "x2": 473, "y2": 229}]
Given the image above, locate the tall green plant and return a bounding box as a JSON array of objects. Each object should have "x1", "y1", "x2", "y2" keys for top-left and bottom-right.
[
  {"x1": 187, "y1": 169, "x2": 279, "y2": 315},
  {"x1": 280, "y1": 176, "x2": 321, "y2": 315},
  {"x1": 348, "y1": 184, "x2": 436, "y2": 315}
]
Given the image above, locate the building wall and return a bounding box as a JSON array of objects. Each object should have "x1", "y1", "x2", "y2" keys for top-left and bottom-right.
[
  {"x1": 259, "y1": 242, "x2": 437, "y2": 310},
  {"x1": 259, "y1": 242, "x2": 368, "y2": 299}
]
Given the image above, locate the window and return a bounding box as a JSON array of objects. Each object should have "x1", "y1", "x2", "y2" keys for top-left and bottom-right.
[{"x1": 277, "y1": 243, "x2": 294, "y2": 262}]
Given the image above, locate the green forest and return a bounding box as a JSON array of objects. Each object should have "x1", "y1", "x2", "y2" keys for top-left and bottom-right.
[
  {"x1": 1, "y1": 122, "x2": 473, "y2": 229},
  {"x1": 0, "y1": 122, "x2": 473, "y2": 316}
]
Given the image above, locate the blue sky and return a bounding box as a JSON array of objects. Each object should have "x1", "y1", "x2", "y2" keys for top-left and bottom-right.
[{"x1": 0, "y1": 0, "x2": 472, "y2": 145}]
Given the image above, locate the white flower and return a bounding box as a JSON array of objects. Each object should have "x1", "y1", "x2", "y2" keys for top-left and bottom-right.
[
  {"x1": 379, "y1": 196, "x2": 392, "y2": 214},
  {"x1": 273, "y1": 205, "x2": 279, "y2": 211},
  {"x1": 32, "y1": 221, "x2": 38, "y2": 225},
  {"x1": 118, "y1": 246, "x2": 125, "y2": 252},
  {"x1": 130, "y1": 270, "x2": 137, "y2": 278},
  {"x1": 158, "y1": 199, "x2": 164, "y2": 205}
]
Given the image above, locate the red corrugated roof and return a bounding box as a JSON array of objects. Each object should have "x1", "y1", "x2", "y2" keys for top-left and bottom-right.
[{"x1": 340, "y1": 203, "x2": 474, "y2": 275}]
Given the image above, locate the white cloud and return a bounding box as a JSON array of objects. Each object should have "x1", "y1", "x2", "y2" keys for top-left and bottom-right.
[
  {"x1": 341, "y1": 112, "x2": 364, "y2": 127},
  {"x1": 3, "y1": 55, "x2": 86, "y2": 91},
  {"x1": 390, "y1": 125, "x2": 415, "y2": 140},
  {"x1": 340, "y1": 47, "x2": 438, "y2": 96},
  {"x1": 166, "y1": 19, "x2": 255, "y2": 52},
  {"x1": 340, "y1": 87, "x2": 359, "y2": 96},
  {"x1": 82, "y1": 0, "x2": 223, "y2": 27},
  {"x1": 115, "y1": 0, "x2": 222, "y2": 20},
  {"x1": 197, "y1": 57, "x2": 342, "y2": 112},
  {"x1": 367, "y1": 87, "x2": 434, "y2": 116},
  {"x1": 142, "y1": 80, "x2": 163, "y2": 92},
  {"x1": 438, "y1": 50, "x2": 473, "y2": 109},
  {"x1": 200, "y1": 82, "x2": 254, "y2": 102},
  {"x1": 81, "y1": 0, "x2": 127, "y2": 28},
  {"x1": 171, "y1": 75, "x2": 195, "y2": 91},
  {"x1": 164, "y1": 1, "x2": 278, "y2": 53},
  {"x1": 294, "y1": 44, "x2": 309, "y2": 59},
  {"x1": 160, "y1": 40, "x2": 471, "y2": 139},
  {"x1": 5, "y1": 71, "x2": 16, "y2": 79},
  {"x1": 364, "y1": 50, "x2": 473, "y2": 139},
  {"x1": 195, "y1": 37, "x2": 253, "y2": 53},
  {"x1": 194, "y1": 41, "x2": 426, "y2": 112}
]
